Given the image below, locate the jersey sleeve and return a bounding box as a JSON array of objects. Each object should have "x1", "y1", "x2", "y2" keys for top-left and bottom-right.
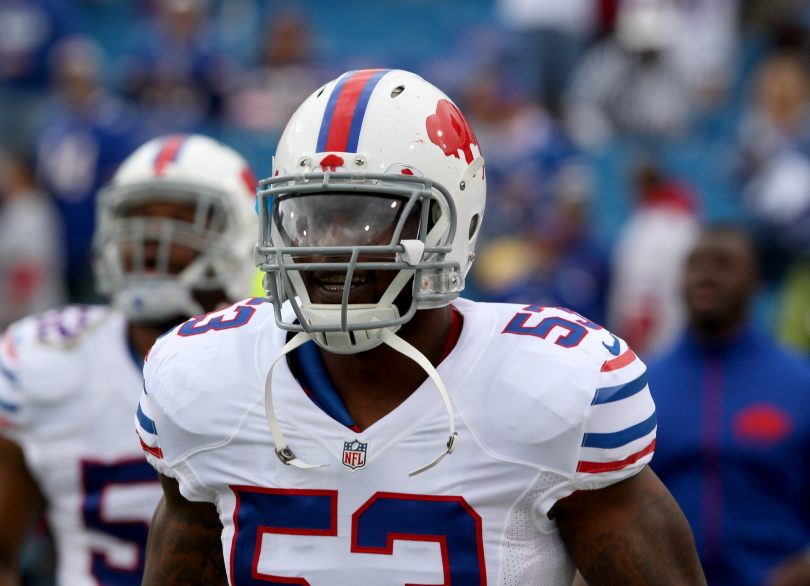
[
  {"x1": 537, "y1": 343, "x2": 656, "y2": 513},
  {"x1": 0, "y1": 310, "x2": 87, "y2": 442},
  {"x1": 136, "y1": 332, "x2": 219, "y2": 504},
  {"x1": 0, "y1": 325, "x2": 28, "y2": 440},
  {"x1": 134, "y1": 387, "x2": 167, "y2": 473}
]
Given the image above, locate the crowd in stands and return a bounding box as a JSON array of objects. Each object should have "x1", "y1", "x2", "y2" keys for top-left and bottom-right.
[{"x1": 3, "y1": 0, "x2": 810, "y2": 357}]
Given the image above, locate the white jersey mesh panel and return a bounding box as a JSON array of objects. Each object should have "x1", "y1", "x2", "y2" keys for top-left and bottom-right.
[{"x1": 499, "y1": 471, "x2": 576, "y2": 585}]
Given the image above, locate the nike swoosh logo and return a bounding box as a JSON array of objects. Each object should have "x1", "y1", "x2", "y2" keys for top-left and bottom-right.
[{"x1": 602, "y1": 334, "x2": 621, "y2": 356}]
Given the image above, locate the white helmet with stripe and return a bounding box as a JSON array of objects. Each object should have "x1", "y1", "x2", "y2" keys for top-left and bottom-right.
[
  {"x1": 256, "y1": 68, "x2": 487, "y2": 354},
  {"x1": 94, "y1": 134, "x2": 258, "y2": 322}
]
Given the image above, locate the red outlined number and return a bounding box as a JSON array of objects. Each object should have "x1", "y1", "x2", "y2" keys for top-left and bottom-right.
[
  {"x1": 230, "y1": 487, "x2": 337, "y2": 585},
  {"x1": 351, "y1": 492, "x2": 486, "y2": 585},
  {"x1": 230, "y1": 488, "x2": 487, "y2": 585},
  {"x1": 177, "y1": 298, "x2": 264, "y2": 337},
  {"x1": 80, "y1": 458, "x2": 159, "y2": 585},
  {"x1": 502, "y1": 305, "x2": 603, "y2": 348}
]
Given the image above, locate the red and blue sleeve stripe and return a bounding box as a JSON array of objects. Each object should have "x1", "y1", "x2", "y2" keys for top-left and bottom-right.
[
  {"x1": 581, "y1": 411, "x2": 657, "y2": 449},
  {"x1": 577, "y1": 439, "x2": 656, "y2": 474},
  {"x1": 0, "y1": 396, "x2": 19, "y2": 414},
  {"x1": 591, "y1": 372, "x2": 649, "y2": 405},
  {"x1": 316, "y1": 69, "x2": 390, "y2": 153},
  {"x1": 135, "y1": 396, "x2": 164, "y2": 459},
  {"x1": 576, "y1": 349, "x2": 656, "y2": 474},
  {"x1": 136, "y1": 403, "x2": 157, "y2": 435}
]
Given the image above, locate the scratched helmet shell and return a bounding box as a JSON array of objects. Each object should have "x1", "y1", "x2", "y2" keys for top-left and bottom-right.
[{"x1": 256, "y1": 69, "x2": 486, "y2": 353}]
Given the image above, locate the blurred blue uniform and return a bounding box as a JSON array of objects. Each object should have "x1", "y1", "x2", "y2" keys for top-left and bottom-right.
[
  {"x1": 36, "y1": 95, "x2": 139, "y2": 299},
  {"x1": 476, "y1": 238, "x2": 609, "y2": 326},
  {"x1": 648, "y1": 327, "x2": 810, "y2": 586}
]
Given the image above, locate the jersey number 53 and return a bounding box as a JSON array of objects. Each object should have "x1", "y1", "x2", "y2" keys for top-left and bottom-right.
[{"x1": 230, "y1": 487, "x2": 487, "y2": 585}]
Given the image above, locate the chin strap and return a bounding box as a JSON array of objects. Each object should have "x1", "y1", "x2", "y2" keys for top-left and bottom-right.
[
  {"x1": 378, "y1": 329, "x2": 458, "y2": 476},
  {"x1": 264, "y1": 331, "x2": 326, "y2": 469},
  {"x1": 263, "y1": 329, "x2": 458, "y2": 476}
]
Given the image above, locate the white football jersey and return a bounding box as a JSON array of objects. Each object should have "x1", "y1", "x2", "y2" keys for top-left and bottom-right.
[
  {"x1": 0, "y1": 306, "x2": 162, "y2": 586},
  {"x1": 138, "y1": 298, "x2": 656, "y2": 585}
]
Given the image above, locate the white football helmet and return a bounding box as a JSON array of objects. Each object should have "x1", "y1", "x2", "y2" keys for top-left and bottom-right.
[
  {"x1": 94, "y1": 134, "x2": 258, "y2": 322},
  {"x1": 256, "y1": 69, "x2": 486, "y2": 354}
]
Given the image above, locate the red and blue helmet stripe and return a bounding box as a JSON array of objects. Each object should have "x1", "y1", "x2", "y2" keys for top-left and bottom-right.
[
  {"x1": 152, "y1": 134, "x2": 188, "y2": 175},
  {"x1": 316, "y1": 69, "x2": 390, "y2": 153}
]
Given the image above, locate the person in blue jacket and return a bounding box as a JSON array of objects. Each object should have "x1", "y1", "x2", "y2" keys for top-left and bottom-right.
[{"x1": 648, "y1": 224, "x2": 810, "y2": 586}]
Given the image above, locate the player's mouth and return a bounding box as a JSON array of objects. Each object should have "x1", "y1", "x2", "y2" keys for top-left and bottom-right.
[
  {"x1": 310, "y1": 271, "x2": 372, "y2": 302},
  {"x1": 687, "y1": 281, "x2": 723, "y2": 309},
  {"x1": 125, "y1": 255, "x2": 189, "y2": 276}
]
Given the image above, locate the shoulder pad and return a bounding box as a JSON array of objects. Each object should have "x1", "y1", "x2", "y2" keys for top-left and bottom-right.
[
  {"x1": 1, "y1": 306, "x2": 113, "y2": 403},
  {"x1": 143, "y1": 299, "x2": 276, "y2": 462},
  {"x1": 0, "y1": 306, "x2": 116, "y2": 436},
  {"x1": 455, "y1": 303, "x2": 644, "y2": 475}
]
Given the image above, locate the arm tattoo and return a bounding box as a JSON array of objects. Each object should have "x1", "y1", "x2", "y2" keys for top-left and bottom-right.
[
  {"x1": 556, "y1": 471, "x2": 706, "y2": 585},
  {"x1": 143, "y1": 499, "x2": 227, "y2": 586}
]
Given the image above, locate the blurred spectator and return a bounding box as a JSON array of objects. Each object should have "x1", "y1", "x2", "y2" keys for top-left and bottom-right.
[
  {"x1": 0, "y1": 0, "x2": 74, "y2": 152},
  {"x1": 473, "y1": 165, "x2": 610, "y2": 323},
  {"x1": 462, "y1": 66, "x2": 610, "y2": 319},
  {"x1": 649, "y1": 225, "x2": 810, "y2": 586},
  {"x1": 669, "y1": 0, "x2": 739, "y2": 108},
  {"x1": 226, "y1": 11, "x2": 329, "y2": 135},
  {"x1": 736, "y1": 52, "x2": 810, "y2": 282},
  {"x1": 122, "y1": 0, "x2": 235, "y2": 134},
  {"x1": 0, "y1": 0, "x2": 72, "y2": 89},
  {"x1": 737, "y1": 52, "x2": 810, "y2": 183},
  {"x1": 495, "y1": 0, "x2": 595, "y2": 116},
  {"x1": 742, "y1": 0, "x2": 809, "y2": 37},
  {"x1": 565, "y1": 0, "x2": 695, "y2": 148},
  {"x1": 743, "y1": 150, "x2": 810, "y2": 283},
  {"x1": 0, "y1": 149, "x2": 64, "y2": 328},
  {"x1": 35, "y1": 36, "x2": 138, "y2": 301},
  {"x1": 778, "y1": 255, "x2": 810, "y2": 354},
  {"x1": 608, "y1": 159, "x2": 700, "y2": 355},
  {"x1": 462, "y1": 69, "x2": 581, "y2": 240}
]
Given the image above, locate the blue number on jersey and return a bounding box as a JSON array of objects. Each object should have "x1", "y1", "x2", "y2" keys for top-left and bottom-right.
[
  {"x1": 503, "y1": 313, "x2": 588, "y2": 348},
  {"x1": 231, "y1": 487, "x2": 337, "y2": 584},
  {"x1": 352, "y1": 492, "x2": 485, "y2": 584},
  {"x1": 230, "y1": 487, "x2": 486, "y2": 584},
  {"x1": 503, "y1": 305, "x2": 607, "y2": 348},
  {"x1": 81, "y1": 459, "x2": 158, "y2": 584},
  {"x1": 177, "y1": 298, "x2": 265, "y2": 337}
]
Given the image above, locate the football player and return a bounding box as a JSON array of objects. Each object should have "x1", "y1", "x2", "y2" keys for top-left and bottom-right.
[
  {"x1": 138, "y1": 70, "x2": 706, "y2": 584},
  {"x1": 0, "y1": 134, "x2": 257, "y2": 585}
]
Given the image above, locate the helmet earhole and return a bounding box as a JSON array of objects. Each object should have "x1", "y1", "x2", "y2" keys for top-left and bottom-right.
[
  {"x1": 391, "y1": 85, "x2": 405, "y2": 98},
  {"x1": 468, "y1": 214, "x2": 480, "y2": 239},
  {"x1": 316, "y1": 86, "x2": 325, "y2": 98}
]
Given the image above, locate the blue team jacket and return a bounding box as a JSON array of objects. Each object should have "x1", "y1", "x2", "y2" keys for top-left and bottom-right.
[{"x1": 647, "y1": 326, "x2": 810, "y2": 586}]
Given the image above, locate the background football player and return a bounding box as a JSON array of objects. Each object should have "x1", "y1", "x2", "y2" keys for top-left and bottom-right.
[
  {"x1": 0, "y1": 134, "x2": 257, "y2": 585},
  {"x1": 138, "y1": 69, "x2": 706, "y2": 584}
]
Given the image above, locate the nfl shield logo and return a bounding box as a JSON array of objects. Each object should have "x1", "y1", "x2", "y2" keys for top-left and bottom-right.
[{"x1": 342, "y1": 440, "x2": 368, "y2": 470}]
